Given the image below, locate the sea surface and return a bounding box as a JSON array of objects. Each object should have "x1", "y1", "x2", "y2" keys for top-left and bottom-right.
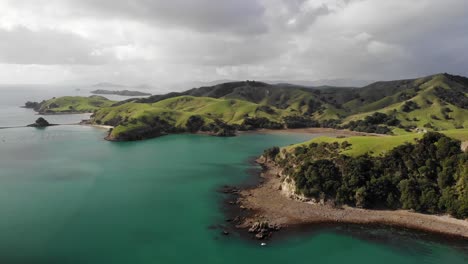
[
  {"x1": 0, "y1": 88, "x2": 467, "y2": 264},
  {"x1": 0, "y1": 85, "x2": 147, "y2": 127}
]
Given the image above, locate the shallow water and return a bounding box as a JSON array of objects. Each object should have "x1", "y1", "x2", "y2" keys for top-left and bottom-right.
[{"x1": 0, "y1": 125, "x2": 466, "y2": 264}]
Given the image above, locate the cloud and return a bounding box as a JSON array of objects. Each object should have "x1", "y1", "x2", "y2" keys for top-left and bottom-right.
[
  {"x1": 0, "y1": 27, "x2": 113, "y2": 65},
  {"x1": 84, "y1": 0, "x2": 267, "y2": 35},
  {"x1": 0, "y1": 0, "x2": 467, "y2": 85}
]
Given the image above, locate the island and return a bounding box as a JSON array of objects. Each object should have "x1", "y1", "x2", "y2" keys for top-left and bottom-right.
[{"x1": 90, "y1": 89, "x2": 152, "y2": 96}]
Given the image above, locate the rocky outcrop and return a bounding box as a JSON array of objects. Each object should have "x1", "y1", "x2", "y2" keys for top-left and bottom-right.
[
  {"x1": 27, "y1": 117, "x2": 54, "y2": 128},
  {"x1": 248, "y1": 221, "x2": 281, "y2": 240},
  {"x1": 462, "y1": 141, "x2": 468, "y2": 152}
]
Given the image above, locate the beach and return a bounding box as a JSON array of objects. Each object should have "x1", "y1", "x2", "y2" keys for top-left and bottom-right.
[{"x1": 239, "y1": 127, "x2": 387, "y2": 137}]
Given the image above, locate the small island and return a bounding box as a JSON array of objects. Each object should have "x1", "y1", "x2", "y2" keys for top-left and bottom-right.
[
  {"x1": 90, "y1": 89, "x2": 152, "y2": 97},
  {"x1": 27, "y1": 117, "x2": 55, "y2": 128}
]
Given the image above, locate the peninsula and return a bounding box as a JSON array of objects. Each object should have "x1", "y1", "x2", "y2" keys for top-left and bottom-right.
[{"x1": 233, "y1": 131, "x2": 468, "y2": 240}]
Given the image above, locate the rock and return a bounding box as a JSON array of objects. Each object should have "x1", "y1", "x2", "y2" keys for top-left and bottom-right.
[
  {"x1": 27, "y1": 117, "x2": 53, "y2": 128},
  {"x1": 248, "y1": 222, "x2": 260, "y2": 233},
  {"x1": 248, "y1": 221, "x2": 282, "y2": 239},
  {"x1": 220, "y1": 186, "x2": 239, "y2": 194}
]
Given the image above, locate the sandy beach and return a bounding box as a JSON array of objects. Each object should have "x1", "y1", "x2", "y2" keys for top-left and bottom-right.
[
  {"x1": 236, "y1": 159, "x2": 468, "y2": 239},
  {"x1": 239, "y1": 127, "x2": 387, "y2": 137},
  {"x1": 82, "y1": 124, "x2": 114, "y2": 130}
]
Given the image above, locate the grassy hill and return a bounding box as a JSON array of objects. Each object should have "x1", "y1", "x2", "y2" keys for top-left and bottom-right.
[
  {"x1": 343, "y1": 74, "x2": 468, "y2": 132},
  {"x1": 36, "y1": 96, "x2": 115, "y2": 114},
  {"x1": 93, "y1": 96, "x2": 288, "y2": 140},
  {"x1": 29, "y1": 72, "x2": 468, "y2": 141}
]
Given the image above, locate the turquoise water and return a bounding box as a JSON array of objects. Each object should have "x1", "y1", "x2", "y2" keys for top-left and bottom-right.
[{"x1": 0, "y1": 126, "x2": 466, "y2": 264}]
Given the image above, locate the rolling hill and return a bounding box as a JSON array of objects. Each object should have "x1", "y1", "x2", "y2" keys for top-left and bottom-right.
[{"x1": 28, "y1": 73, "x2": 468, "y2": 141}]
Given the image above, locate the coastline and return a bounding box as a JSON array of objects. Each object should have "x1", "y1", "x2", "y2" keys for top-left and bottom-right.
[
  {"x1": 234, "y1": 159, "x2": 468, "y2": 240},
  {"x1": 82, "y1": 124, "x2": 114, "y2": 130},
  {"x1": 239, "y1": 127, "x2": 387, "y2": 137}
]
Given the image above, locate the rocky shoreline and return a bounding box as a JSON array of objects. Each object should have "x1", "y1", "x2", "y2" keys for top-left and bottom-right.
[{"x1": 226, "y1": 158, "x2": 468, "y2": 241}]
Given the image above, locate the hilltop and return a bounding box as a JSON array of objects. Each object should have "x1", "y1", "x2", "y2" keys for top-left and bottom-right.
[{"x1": 25, "y1": 96, "x2": 116, "y2": 114}]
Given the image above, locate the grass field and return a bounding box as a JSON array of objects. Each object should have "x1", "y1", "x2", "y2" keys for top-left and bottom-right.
[{"x1": 289, "y1": 129, "x2": 468, "y2": 157}]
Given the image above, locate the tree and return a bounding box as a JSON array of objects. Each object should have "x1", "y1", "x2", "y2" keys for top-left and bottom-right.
[
  {"x1": 264, "y1": 147, "x2": 280, "y2": 161},
  {"x1": 399, "y1": 179, "x2": 420, "y2": 210},
  {"x1": 355, "y1": 187, "x2": 368, "y2": 208}
]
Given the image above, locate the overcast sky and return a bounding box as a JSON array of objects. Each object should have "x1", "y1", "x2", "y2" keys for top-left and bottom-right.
[{"x1": 0, "y1": 0, "x2": 467, "y2": 86}]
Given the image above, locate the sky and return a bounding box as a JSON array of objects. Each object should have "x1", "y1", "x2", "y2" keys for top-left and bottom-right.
[{"x1": 0, "y1": 0, "x2": 467, "y2": 87}]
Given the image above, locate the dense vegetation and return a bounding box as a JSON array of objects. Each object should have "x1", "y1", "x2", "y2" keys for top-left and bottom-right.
[
  {"x1": 343, "y1": 112, "x2": 399, "y2": 134},
  {"x1": 271, "y1": 132, "x2": 467, "y2": 218},
  {"x1": 24, "y1": 101, "x2": 41, "y2": 110}
]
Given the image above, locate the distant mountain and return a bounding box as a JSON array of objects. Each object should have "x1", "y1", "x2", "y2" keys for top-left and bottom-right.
[
  {"x1": 92, "y1": 82, "x2": 155, "y2": 91},
  {"x1": 92, "y1": 82, "x2": 127, "y2": 88},
  {"x1": 91, "y1": 89, "x2": 152, "y2": 97},
  {"x1": 167, "y1": 78, "x2": 373, "y2": 91},
  {"x1": 266, "y1": 78, "x2": 375, "y2": 88}
]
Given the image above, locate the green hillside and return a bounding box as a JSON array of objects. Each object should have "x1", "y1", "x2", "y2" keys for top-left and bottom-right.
[
  {"x1": 35, "y1": 96, "x2": 116, "y2": 114},
  {"x1": 28, "y1": 73, "x2": 468, "y2": 141},
  {"x1": 93, "y1": 96, "x2": 288, "y2": 140},
  {"x1": 343, "y1": 74, "x2": 468, "y2": 133}
]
